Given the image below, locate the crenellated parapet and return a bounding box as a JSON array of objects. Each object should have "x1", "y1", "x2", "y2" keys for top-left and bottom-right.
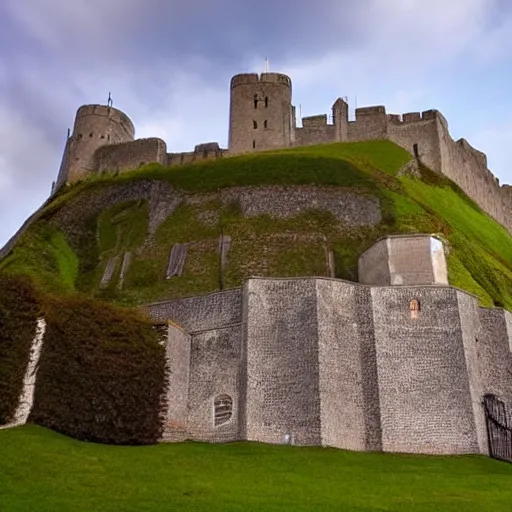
[{"x1": 54, "y1": 70, "x2": 512, "y2": 238}]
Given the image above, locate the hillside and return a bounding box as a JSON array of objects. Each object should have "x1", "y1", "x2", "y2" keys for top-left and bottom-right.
[
  {"x1": 1, "y1": 425, "x2": 512, "y2": 512},
  {"x1": 2, "y1": 140, "x2": 512, "y2": 308}
]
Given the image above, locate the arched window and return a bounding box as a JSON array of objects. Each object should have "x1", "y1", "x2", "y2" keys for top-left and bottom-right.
[
  {"x1": 214, "y1": 395, "x2": 233, "y2": 426},
  {"x1": 254, "y1": 94, "x2": 258, "y2": 109},
  {"x1": 253, "y1": 120, "x2": 258, "y2": 129},
  {"x1": 265, "y1": 97, "x2": 268, "y2": 108},
  {"x1": 264, "y1": 120, "x2": 268, "y2": 129},
  {"x1": 410, "y1": 298, "x2": 420, "y2": 319},
  {"x1": 252, "y1": 140, "x2": 256, "y2": 149}
]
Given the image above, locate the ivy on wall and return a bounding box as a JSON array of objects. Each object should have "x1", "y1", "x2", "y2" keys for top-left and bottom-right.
[
  {"x1": 0, "y1": 274, "x2": 40, "y2": 425},
  {"x1": 30, "y1": 295, "x2": 168, "y2": 445}
]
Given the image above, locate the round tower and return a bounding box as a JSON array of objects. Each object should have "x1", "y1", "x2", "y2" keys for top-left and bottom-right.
[
  {"x1": 60, "y1": 104, "x2": 135, "y2": 185},
  {"x1": 228, "y1": 72, "x2": 293, "y2": 154}
]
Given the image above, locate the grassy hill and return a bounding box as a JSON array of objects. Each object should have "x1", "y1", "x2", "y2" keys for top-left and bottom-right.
[
  {"x1": 2, "y1": 140, "x2": 512, "y2": 308},
  {"x1": 1, "y1": 425, "x2": 512, "y2": 512}
]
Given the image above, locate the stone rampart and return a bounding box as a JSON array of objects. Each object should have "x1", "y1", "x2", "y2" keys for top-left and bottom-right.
[
  {"x1": 371, "y1": 286, "x2": 481, "y2": 455},
  {"x1": 95, "y1": 138, "x2": 167, "y2": 174}
]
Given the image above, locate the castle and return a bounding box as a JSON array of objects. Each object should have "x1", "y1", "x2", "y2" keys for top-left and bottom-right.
[
  {"x1": 56, "y1": 71, "x2": 512, "y2": 235},
  {"x1": 146, "y1": 234, "x2": 512, "y2": 456},
  {"x1": 5, "y1": 70, "x2": 502, "y2": 457}
]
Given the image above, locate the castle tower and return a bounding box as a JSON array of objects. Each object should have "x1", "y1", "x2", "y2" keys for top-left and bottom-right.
[
  {"x1": 332, "y1": 98, "x2": 349, "y2": 142},
  {"x1": 56, "y1": 104, "x2": 135, "y2": 187},
  {"x1": 228, "y1": 73, "x2": 293, "y2": 154}
]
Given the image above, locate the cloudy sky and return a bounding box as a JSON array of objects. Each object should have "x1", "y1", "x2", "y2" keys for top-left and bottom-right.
[{"x1": 1, "y1": 0, "x2": 511, "y2": 248}]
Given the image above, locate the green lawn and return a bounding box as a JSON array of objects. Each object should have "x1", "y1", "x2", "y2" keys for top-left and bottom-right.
[{"x1": 1, "y1": 425, "x2": 512, "y2": 512}]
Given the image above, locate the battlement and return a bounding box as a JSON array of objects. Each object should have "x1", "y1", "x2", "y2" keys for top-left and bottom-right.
[
  {"x1": 355, "y1": 106, "x2": 386, "y2": 118},
  {"x1": 194, "y1": 142, "x2": 221, "y2": 153},
  {"x1": 386, "y1": 109, "x2": 448, "y2": 127},
  {"x1": 74, "y1": 104, "x2": 135, "y2": 138},
  {"x1": 230, "y1": 72, "x2": 292, "y2": 89},
  {"x1": 302, "y1": 115, "x2": 328, "y2": 127},
  {"x1": 55, "y1": 69, "x2": 512, "y2": 237}
]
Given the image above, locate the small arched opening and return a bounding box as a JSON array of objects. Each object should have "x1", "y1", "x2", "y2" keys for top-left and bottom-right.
[
  {"x1": 409, "y1": 298, "x2": 421, "y2": 319},
  {"x1": 214, "y1": 395, "x2": 233, "y2": 427}
]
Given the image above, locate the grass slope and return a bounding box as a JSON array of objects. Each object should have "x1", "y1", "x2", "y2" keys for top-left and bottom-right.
[
  {"x1": 1, "y1": 425, "x2": 512, "y2": 512},
  {"x1": 3, "y1": 140, "x2": 512, "y2": 307}
]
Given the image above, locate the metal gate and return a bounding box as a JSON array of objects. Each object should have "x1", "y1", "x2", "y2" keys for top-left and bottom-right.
[{"x1": 483, "y1": 394, "x2": 512, "y2": 462}]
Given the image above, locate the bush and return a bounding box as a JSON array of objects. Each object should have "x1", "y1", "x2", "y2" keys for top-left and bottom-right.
[
  {"x1": 30, "y1": 295, "x2": 167, "y2": 445},
  {"x1": 0, "y1": 274, "x2": 40, "y2": 424}
]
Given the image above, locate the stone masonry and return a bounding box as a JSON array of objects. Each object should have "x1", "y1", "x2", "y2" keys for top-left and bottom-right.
[
  {"x1": 142, "y1": 235, "x2": 512, "y2": 456},
  {"x1": 55, "y1": 71, "x2": 512, "y2": 235}
]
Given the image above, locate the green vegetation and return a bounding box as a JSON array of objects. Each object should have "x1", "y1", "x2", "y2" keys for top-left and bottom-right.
[
  {"x1": 0, "y1": 221, "x2": 78, "y2": 294},
  {"x1": 3, "y1": 140, "x2": 512, "y2": 308},
  {"x1": 30, "y1": 296, "x2": 167, "y2": 444},
  {"x1": 0, "y1": 274, "x2": 40, "y2": 424},
  {"x1": 1, "y1": 425, "x2": 512, "y2": 512}
]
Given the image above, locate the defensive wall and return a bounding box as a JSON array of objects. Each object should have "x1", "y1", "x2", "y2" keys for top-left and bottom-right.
[
  {"x1": 138, "y1": 235, "x2": 512, "y2": 455},
  {"x1": 144, "y1": 274, "x2": 512, "y2": 455},
  {"x1": 55, "y1": 71, "x2": 512, "y2": 234}
]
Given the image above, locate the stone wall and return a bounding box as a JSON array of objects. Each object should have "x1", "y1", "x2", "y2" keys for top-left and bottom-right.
[
  {"x1": 187, "y1": 325, "x2": 243, "y2": 442},
  {"x1": 218, "y1": 186, "x2": 381, "y2": 226},
  {"x1": 162, "y1": 323, "x2": 190, "y2": 442},
  {"x1": 359, "y1": 235, "x2": 448, "y2": 286},
  {"x1": 140, "y1": 275, "x2": 512, "y2": 455},
  {"x1": 478, "y1": 308, "x2": 512, "y2": 405},
  {"x1": 295, "y1": 115, "x2": 336, "y2": 146},
  {"x1": 95, "y1": 138, "x2": 167, "y2": 174},
  {"x1": 457, "y1": 292, "x2": 488, "y2": 455},
  {"x1": 145, "y1": 288, "x2": 243, "y2": 331},
  {"x1": 348, "y1": 106, "x2": 388, "y2": 141},
  {"x1": 387, "y1": 111, "x2": 443, "y2": 173},
  {"x1": 371, "y1": 286, "x2": 481, "y2": 455},
  {"x1": 244, "y1": 278, "x2": 322, "y2": 445},
  {"x1": 316, "y1": 280, "x2": 379, "y2": 451}
]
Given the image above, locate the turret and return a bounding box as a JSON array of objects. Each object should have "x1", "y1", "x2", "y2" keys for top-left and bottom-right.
[
  {"x1": 56, "y1": 104, "x2": 135, "y2": 187},
  {"x1": 228, "y1": 72, "x2": 293, "y2": 154}
]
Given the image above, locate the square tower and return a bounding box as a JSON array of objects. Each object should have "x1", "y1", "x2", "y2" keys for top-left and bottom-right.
[{"x1": 358, "y1": 234, "x2": 448, "y2": 286}]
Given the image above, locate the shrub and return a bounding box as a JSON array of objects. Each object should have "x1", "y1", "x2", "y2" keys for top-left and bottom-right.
[
  {"x1": 0, "y1": 274, "x2": 40, "y2": 424},
  {"x1": 30, "y1": 295, "x2": 167, "y2": 445}
]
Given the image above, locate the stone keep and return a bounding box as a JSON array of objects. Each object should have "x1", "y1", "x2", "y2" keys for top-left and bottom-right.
[
  {"x1": 53, "y1": 69, "x2": 512, "y2": 237},
  {"x1": 56, "y1": 105, "x2": 135, "y2": 187},
  {"x1": 228, "y1": 72, "x2": 294, "y2": 153},
  {"x1": 145, "y1": 235, "x2": 512, "y2": 456}
]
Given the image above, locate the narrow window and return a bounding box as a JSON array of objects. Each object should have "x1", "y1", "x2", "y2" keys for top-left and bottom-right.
[
  {"x1": 214, "y1": 395, "x2": 233, "y2": 426},
  {"x1": 89, "y1": 133, "x2": 93, "y2": 137},
  {"x1": 254, "y1": 94, "x2": 258, "y2": 109},
  {"x1": 413, "y1": 143, "x2": 419, "y2": 158},
  {"x1": 264, "y1": 120, "x2": 268, "y2": 129},
  {"x1": 409, "y1": 298, "x2": 420, "y2": 319},
  {"x1": 252, "y1": 140, "x2": 256, "y2": 149},
  {"x1": 265, "y1": 96, "x2": 268, "y2": 107},
  {"x1": 253, "y1": 120, "x2": 258, "y2": 129}
]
